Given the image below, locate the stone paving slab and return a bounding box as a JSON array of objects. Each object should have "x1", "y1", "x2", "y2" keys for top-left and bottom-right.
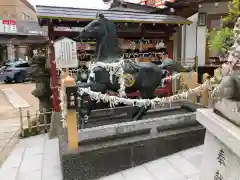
[
  {"x1": 0, "y1": 84, "x2": 38, "y2": 167},
  {"x1": 101, "y1": 145, "x2": 203, "y2": 180},
  {"x1": 0, "y1": 119, "x2": 20, "y2": 167},
  {"x1": 0, "y1": 134, "x2": 62, "y2": 180},
  {"x1": 1, "y1": 88, "x2": 30, "y2": 108},
  {"x1": 0, "y1": 133, "x2": 204, "y2": 180}
]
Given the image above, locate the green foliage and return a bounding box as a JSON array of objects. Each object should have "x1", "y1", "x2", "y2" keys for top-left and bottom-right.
[
  {"x1": 206, "y1": 0, "x2": 239, "y2": 55},
  {"x1": 222, "y1": 0, "x2": 240, "y2": 25},
  {"x1": 207, "y1": 27, "x2": 234, "y2": 54}
]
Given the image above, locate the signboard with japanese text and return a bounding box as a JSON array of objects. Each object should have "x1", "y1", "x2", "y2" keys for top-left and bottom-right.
[
  {"x1": 0, "y1": 20, "x2": 17, "y2": 33},
  {"x1": 54, "y1": 37, "x2": 78, "y2": 68},
  {"x1": 65, "y1": 86, "x2": 78, "y2": 110}
]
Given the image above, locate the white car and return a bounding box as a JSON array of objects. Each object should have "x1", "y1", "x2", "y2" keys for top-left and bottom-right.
[{"x1": 0, "y1": 61, "x2": 30, "y2": 83}]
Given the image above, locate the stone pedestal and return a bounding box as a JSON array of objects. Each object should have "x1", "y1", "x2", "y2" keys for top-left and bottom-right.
[{"x1": 197, "y1": 109, "x2": 240, "y2": 180}]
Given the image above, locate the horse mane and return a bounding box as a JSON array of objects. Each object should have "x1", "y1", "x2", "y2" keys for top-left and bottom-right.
[{"x1": 97, "y1": 17, "x2": 120, "y2": 62}]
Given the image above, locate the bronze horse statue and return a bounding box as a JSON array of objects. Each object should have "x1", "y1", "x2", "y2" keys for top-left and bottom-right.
[{"x1": 80, "y1": 13, "x2": 194, "y2": 120}]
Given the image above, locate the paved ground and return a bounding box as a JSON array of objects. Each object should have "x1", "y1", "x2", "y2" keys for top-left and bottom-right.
[
  {"x1": 0, "y1": 83, "x2": 38, "y2": 119},
  {"x1": 0, "y1": 82, "x2": 38, "y2": 167},
  {"x1": 0, "y1": 134, "x2": 61, "y2": 180},
  {"x1": 101, "y1": 146, "x2": 202, "y2": 180},
  {"x1": 0, "y1": 134, "x2": 203, "y2": 180},
  {"x1": 1, "y1": 88, "x2": 30, "y2": 108}
]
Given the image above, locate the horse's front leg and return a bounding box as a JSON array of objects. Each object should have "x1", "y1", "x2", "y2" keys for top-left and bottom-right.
[
  {"x1": 79, "y1": 83, "x2": 107, "y2": 128},
  {"x1": 132, "y1": 89, "x2": 155, "y2": 121}
]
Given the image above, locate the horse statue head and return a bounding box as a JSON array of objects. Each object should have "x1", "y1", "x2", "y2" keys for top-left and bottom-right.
[{"x1": 81, "y1": 13, "x2": 120, "y2": 62}]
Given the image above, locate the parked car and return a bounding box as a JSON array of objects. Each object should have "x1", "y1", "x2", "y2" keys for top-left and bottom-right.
[{"x1": 0, "y1": 61, "x2": 31, "y2": 83}]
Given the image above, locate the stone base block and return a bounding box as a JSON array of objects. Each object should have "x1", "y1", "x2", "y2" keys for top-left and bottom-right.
[
  {"x1": 59, "y1": 126, "x2": 205, "y2": 180},
  {"x1": 197, "y1": 109, "x2": 240, "y2": 180}
]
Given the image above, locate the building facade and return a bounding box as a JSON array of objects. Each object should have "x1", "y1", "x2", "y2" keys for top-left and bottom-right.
[
  {"x1": 129, "y1": 0, "x2": 229, "y2": 77},
  {"x1": 0, "y1": 0, "x2": 37, "y2": 20},
  {"x1": 182, "y1": 1, "x2": 229, "y2": 76},
  {"x1": 0, "y1": 0, "x2": 46, "y2": 62}
]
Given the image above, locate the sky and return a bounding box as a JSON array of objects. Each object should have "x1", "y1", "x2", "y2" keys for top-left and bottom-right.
[{"x1": 28, "y1": 0, "x2": 139, "y2": 9}]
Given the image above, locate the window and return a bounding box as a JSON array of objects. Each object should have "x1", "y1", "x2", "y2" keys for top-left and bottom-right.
[
  {"x1": 210, "y1": 19, "x2": 221, "y2": 29},
  {"x1": 209, "y1": 19, "x2": 221, "y2": 58}
]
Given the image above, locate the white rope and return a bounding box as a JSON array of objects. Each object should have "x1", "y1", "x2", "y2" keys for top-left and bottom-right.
[
  {"x1": 77, "y1": 57, "x2": 222, "y2": 108},
  {"x1": 78, "y1": 75, "x2": 214, "y2": 108},
  {"x1": 87, "y1": 59, "x2": 126, "y2": 97},
  {"x1": 86, "y1": 59, "x2": 184, "y2": 98},
  {"x1": 78, "y1": 81, "x2": 210, "y2": 108}
]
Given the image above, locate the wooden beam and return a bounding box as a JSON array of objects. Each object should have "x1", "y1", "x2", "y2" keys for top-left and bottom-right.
[
  {"x1": 118, "y1": 31, "x2": 173, "y2": 38},
  {"x1": 53, "y1": 31, "x2": 79, "y2": 39},
  {"x1": 53, "y1": 30, "x2": 174, "y2": 39}
]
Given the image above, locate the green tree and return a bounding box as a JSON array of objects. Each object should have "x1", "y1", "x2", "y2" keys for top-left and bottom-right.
[
  {"x1": 207, "y1": 0, "x2": 239, "y2": 56},
  {"x1": 0, "y1": 45, "x2": 4, "y2": 64}
]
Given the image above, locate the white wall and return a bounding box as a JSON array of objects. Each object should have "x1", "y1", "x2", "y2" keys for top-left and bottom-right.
[
  {"x1": 184, "y1": 13, "x2": 198, "y2": 61},
  {"x1": 183, "y1": 1, "x2": 229, "y2": 67}
]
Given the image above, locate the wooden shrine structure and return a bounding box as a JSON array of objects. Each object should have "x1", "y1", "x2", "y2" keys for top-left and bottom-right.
[
  {"x1": 36, "y1": 5, "x2": 192, "y2": 60},
  {"x1": 35, "y1": 4, "x2": 193, "y2": 111}
]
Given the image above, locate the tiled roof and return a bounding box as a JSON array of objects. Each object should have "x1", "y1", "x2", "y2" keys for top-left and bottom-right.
[
  {"x1": 109, "y1": 6, "x2": 148, "y2": 12},
  {"x1": 36, "y1": 5, "x2": 191, "y2": 24}
]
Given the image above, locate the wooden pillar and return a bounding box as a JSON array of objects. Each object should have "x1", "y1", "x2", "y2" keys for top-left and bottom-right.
[
  {"x1": 64, "y1": 75, "x2": 78, "y2": 150},
  {"x1": 201, "y1": 73, "x2": 210, "y2": 107},
  {"x1": 48, "y1": 20, "x2": 61, "y2": 112},
  {"x1": 166, "y1": 38, "x2": 173, "y2": 59},
  {"x1": 14, "y1": 45, "x2": 19, "y2": 60},
  {"x1": 194, "y1": 56, "x2": 198, "y2": 73},
  {"x1": 180, "y1": 72, "x2": 198, "y2": 103}
]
